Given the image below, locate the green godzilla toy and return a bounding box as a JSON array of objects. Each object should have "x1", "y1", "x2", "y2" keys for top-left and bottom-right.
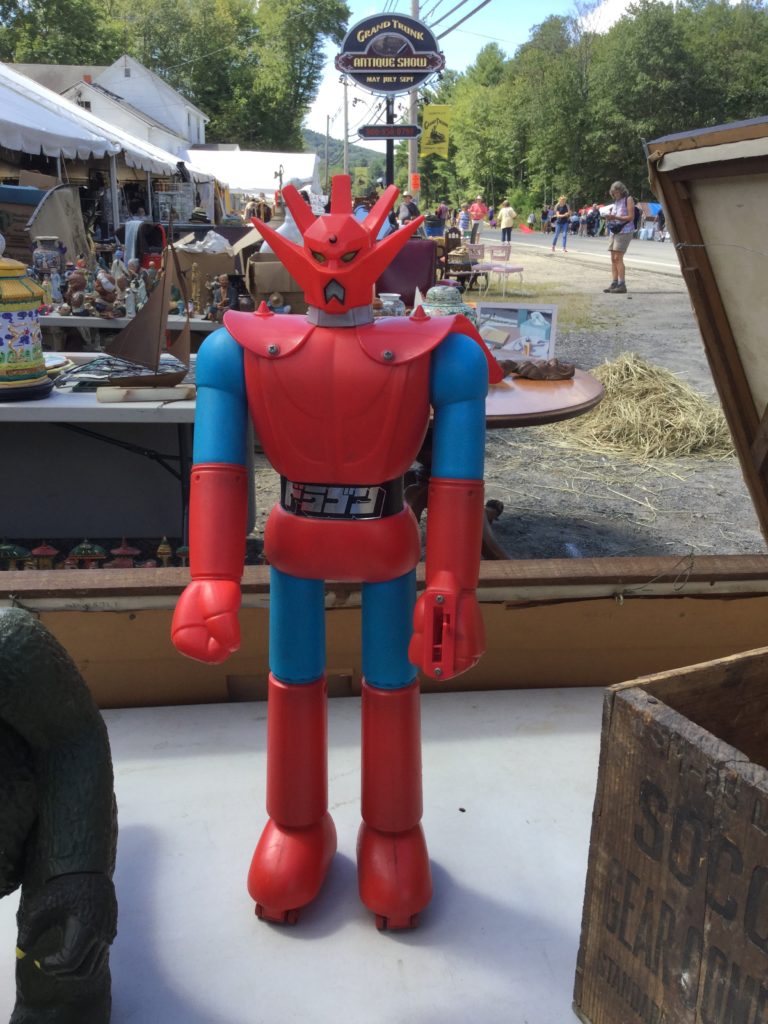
[{"x1": 0, "y1": 608, "x2": 118, "y2": 1024}]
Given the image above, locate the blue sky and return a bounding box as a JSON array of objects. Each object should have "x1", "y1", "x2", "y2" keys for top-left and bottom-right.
[{"x1": 304, "y1": 0, "x2": 578, "y2": 144}]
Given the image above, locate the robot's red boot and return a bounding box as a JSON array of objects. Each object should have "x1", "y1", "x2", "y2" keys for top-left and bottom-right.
[
  {"x1": 248, "y1": 674, "x2": 337, "y2": 923},
  {"x1": 357, "y1": 679, "x2": 432, "y2": 930}
]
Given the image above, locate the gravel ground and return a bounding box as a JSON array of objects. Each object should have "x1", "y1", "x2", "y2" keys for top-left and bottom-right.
[{"x1": 252, "y1": 246, "x2": 767, "y2": 561}]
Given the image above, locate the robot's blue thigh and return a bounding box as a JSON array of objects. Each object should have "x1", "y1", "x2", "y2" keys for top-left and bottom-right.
[
  {"x1": 269, "y1": 567, "x2": 326, "y2": 683},
  {"x1": 362, "y1": 572, "x2": 417, "y2": 690}
]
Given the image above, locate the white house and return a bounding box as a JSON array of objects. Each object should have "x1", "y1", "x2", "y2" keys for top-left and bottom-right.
[{"x1": 14, "y1": 55, "x2": 208, "y2": 156}]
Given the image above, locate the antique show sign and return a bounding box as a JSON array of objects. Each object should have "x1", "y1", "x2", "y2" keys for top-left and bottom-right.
[
  {"x1": 359, "y1": 124, "x2": 421, "y2": 140},
  {"x1": 335, "y1": 13, "x2": 445, "y2": 95}
]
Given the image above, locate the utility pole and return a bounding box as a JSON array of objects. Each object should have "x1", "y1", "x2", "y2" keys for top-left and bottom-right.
[
  {"x1": 408, "y1": 0, "x2": 419, "y2": 203},
  {"x1": 325, "y1": 115, "x2": 330, "y2": 193},
  {"x1": 343, "y1": 78, "x2": 349, "y2": 175}
]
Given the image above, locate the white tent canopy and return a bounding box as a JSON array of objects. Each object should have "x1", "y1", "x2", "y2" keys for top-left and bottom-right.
[
  {"x1": 180, "y1": 148, "x2": 320, "y2": 196},
  {"x1": 0, "y1": 62, "x2": 119, "y2": 161},
  {"x1": 0, "y1": 62, "x2": 213, "y2": 182}
]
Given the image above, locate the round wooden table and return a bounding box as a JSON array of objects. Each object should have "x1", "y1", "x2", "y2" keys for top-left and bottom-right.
[
  {"x1": 485, "y1": 368, "x2": 604, "y2": 427},
  {"x1": 407, "y1": 368, "x2": 605, "y2": 559}
]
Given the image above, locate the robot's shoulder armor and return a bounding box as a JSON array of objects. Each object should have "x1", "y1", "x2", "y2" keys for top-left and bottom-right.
[
  {"x1": 357, "y1": 311, "x2": 503, "y2": 381},
  {"x1": 223, "y1": 308, "x2": 314, "y2": 358}
]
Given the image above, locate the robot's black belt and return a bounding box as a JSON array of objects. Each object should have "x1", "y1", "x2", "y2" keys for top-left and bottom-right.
[{"x1": 279, "y1": 477, "x2": 404, "y2": 520}]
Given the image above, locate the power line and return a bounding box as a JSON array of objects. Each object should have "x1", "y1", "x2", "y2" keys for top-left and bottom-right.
[
  {"x1": 429, "y1": 0, "x2": 476, "y2": 30},
  {"x1": 436, "y1": 0, "x2": 494, "y2": 40},
  {"x1": 421, "y1": 0, "x2": 452, "y2": 20}
]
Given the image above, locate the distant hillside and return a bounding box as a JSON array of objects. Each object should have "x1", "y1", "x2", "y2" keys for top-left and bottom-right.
[{"x1": 303, "y1": 129, "x2": 386, "y2": 185}]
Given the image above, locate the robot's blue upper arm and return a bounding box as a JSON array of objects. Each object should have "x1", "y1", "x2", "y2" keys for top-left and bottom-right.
[
  {"x1": 430, "y1": 332, "x2": 488, "y2": 479},
  {"x1": 193, "y1": 327, "x2": 249, "y2": 465}
]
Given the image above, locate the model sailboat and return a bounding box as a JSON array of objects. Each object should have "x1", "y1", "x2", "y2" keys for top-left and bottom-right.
[{"x1": 102, "y1": 240, "x2": 191, "y2": 387}]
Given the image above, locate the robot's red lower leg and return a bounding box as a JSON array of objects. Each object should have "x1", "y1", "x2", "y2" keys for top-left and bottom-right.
[
  {"x1": 357, "y1": 678, "x2": 432, "y2": 929},
  {"x1": 248, "y1": 673, "x2": 337, "y2": 923}
]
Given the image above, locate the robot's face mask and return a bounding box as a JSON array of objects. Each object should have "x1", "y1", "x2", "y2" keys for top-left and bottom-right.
[{"x1": 251, "y1": 176, "x2": 424, "y2": 313}]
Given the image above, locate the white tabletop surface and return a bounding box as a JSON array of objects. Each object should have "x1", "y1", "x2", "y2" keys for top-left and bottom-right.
[
  {"x1": 0, "y1": 386, "x2": 195, "y2": 423},
  {"x1": 40, "y1": 313, "x2": 217, "y2": 333},
  {"x1": 0, "y1": 687, "x2": 604, "y2": 1024}
]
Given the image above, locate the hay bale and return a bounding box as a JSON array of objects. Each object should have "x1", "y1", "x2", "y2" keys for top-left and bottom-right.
[{"x1": 547, "y1": 352, "x2": 735, "y2": 461}]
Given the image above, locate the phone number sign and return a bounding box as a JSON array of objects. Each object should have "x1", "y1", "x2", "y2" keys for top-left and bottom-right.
[{"x1": 335, "y1": 13, "x2": 445, "y2": 95}]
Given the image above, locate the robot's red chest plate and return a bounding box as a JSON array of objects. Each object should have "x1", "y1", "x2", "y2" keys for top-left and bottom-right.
[{"x1": 242, "y1": 326, "x2": 431, "y2": 484}]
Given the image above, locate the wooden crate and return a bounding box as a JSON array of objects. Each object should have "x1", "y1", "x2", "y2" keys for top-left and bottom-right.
[{"x1": 574, "y1": 646, "x2": 768, "y2": 1024}]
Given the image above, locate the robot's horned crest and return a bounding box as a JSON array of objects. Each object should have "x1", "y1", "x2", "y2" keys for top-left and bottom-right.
[{"x1": 251, "y1": 175, "x2": 424, "y2": 313}]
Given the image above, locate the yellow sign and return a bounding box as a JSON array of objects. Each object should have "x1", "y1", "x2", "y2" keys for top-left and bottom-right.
[{"x1": 420, "y1": 105, "x2": 452, "y2": 159}]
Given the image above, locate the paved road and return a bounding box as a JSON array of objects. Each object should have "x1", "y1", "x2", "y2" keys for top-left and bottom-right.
[{"x1": 475, "y1": 226, "x2": 682, "y2": 278}]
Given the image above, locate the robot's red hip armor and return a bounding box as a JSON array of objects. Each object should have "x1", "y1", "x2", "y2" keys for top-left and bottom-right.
[{"x1": 264, "y1": 504, "x2": 421, "y2": 582}]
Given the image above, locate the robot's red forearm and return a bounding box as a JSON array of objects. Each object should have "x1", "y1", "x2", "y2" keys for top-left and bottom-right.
[
  {"x1": 189, "y1": 463, "x2": 248, "y2": 580},
  {"x1": 410, "y1": 478, "x2": 486, "y2": 680},
  {"x1": 424, "y1": 478, "x2": 484, "y2": 590}
]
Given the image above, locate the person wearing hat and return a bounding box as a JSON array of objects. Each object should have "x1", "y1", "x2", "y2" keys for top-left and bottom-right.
[
  {"x1": 397, "y1": 192, "x2": 420, "y2": 226},
  {"x1": 255, "y1": 193, "x2": 272, "y2": 223}
]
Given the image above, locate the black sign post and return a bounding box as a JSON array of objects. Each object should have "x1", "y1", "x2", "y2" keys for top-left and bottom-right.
[
  {"x1": 385, "y1": 97, "x2": 395, "y2": 190},
  {"x1": 335, "y1": 13, "x2": 444, "y2": 186}
]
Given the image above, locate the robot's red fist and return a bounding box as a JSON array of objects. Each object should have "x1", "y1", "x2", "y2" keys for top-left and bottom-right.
[
  {"x1": 171, "y1": 579, "x2": 242, "y2": 663},
  {"x1": 410, "y1": 588, "x2": 485, "y2": 681}
]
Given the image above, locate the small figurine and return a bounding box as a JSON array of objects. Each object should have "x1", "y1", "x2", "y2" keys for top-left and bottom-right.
[
  {"x1": 156, "y1": 537, "x2": 173, "y2": 567},
  {"x1": 215, "y1": 274, "x2": 232, "y2": 320},
  {"x1": 191, "y1": 261, "x2": 201, "y2": 315},
  {"x1": 50, "y1": 270, "x2": 63, "y2": 304},
  {"x1": 93, "y1": 271, "x2": 118, "y2": 318},
  {"x1": 0, "y1": 608, "x2": 117, "y2": 1023},
  {"x1": 266, "y1": 291, "x2": 290, "y2": 314}
]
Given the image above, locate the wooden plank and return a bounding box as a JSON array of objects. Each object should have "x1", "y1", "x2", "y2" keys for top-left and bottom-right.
[
  {"x1": 665, "y1": 154, "x2": 768, "y2": 182},
  {"x1": 648, "y1": 117, "x2": 768, "y2": 159},
  {"x1": 750, "y1": 403, "x2": 768, "y2": 475},
  {"x1": 612, "y1": 646, "x2": 768, "y2": 766},
  {"x1": 3, "y1": 554, "x2": 768, "y2": 601}
]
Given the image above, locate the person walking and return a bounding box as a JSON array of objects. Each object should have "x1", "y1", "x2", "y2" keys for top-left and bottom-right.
[
  {"x1": 457, "y1": 203, "x2": 471, "y2": 237},
  {"x1": 603, "y1": 181, "x2": 635, "y2": 293},
  {"x1": 497, "y1": 200, "x2": 517, "y2": 243},
  {"x1": 551, "y1": 195, "x2": 571, "y2": 252},
  {"x1": 469, "y1": 195, "x2": 488, "y2": 224}
]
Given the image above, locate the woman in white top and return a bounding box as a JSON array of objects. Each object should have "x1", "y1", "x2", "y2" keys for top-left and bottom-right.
[
  {"x1": 603, "y1": 181, "x2": 635, "y2": 294},
  {"x1": 497, "y1": 201, "x2": 517, "y2": 243}
]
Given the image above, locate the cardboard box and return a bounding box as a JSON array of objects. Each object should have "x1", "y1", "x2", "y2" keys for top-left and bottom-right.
[
  {"x1": 246, "y1": 252, "x2": 307, "y2": 314},
  {"x1": 574, "y1": 646, "x2": 768, "y2": 1024},
  {"x1": 171, "y1": 249, "x2": 234, "y2": 296}
]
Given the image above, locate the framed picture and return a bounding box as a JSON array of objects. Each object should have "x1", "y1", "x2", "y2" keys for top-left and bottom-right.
[{"x1": 475, "y1": 302, "x2": 558, "y2": 360}]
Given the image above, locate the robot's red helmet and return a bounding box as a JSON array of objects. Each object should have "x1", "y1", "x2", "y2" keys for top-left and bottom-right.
[{"x1": 251, "y1": 175, "x2": 424, "y2": 313}]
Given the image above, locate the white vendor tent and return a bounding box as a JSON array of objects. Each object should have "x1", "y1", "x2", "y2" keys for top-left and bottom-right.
[
  {"x1": 0, "y1": 62, "x2": 214, "y2": 182},
  {"x1": 180, "y1": 148, "x2": 321, "y2": 197},
  {"x1": 0, "y1": 62, "x2": 119, "y2": 161}
]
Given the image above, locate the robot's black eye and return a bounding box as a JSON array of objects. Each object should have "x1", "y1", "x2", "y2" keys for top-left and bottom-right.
[
  {"x1": 340, "y1": 250, "x2": 358, "y2": 263},
  {"x1": 311, "y1": 251, "x2": 327, "y2": 263}
]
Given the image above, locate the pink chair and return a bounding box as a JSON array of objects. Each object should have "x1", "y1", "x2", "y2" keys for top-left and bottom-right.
[{"x1": 473, "y1": 244, "x2": 524, "y2": 297}]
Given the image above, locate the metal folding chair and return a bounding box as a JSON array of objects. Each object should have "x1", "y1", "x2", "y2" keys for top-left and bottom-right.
[{"x1": 473, "y1": 244, "x2": 524, "y2": 297}]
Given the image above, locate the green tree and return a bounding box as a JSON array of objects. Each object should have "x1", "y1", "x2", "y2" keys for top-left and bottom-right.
[
  {"x1": 0, "y1": 0, "x2": 124, "y2": 63},
  {"x1": 241, "y1": 0, "x2": 350, "y2": 149}
]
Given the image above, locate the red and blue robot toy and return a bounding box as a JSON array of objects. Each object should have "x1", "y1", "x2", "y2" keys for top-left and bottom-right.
[{"x1": 171, "y1": 175, "x2": 502, "y2": 929}]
